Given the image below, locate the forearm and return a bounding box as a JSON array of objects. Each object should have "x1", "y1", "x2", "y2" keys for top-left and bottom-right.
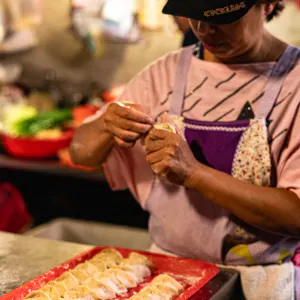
[
  {"x1": 69, "y1": 116, "x2": 114, "y2": 167},
  {"x1": 185, "y1": 164, "x2": 300, "y2": 237}
]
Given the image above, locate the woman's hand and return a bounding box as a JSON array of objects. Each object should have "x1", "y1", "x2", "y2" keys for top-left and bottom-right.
[
  {"x1": 104, "y1": 102, "x2": 154, "y2": 148},
  {"x1": 145, "y1": 128, "x2": 199, "y2": 185}
]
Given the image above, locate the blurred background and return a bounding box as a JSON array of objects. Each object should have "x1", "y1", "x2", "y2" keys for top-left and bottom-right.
[{"x1": 0, "y1": 0, "x2": 300, "y2": 247}]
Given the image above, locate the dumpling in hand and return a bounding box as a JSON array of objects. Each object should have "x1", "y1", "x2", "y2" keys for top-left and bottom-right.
[
  {"x1": 93, "y1": 273, "x2": 127, "y2": 294},
  {"x1": 105, "y1": 268, "x2": 137, "y2": 288},
  {"x1": 85, "y1": 278, "x2": 116, "y2": 299}
]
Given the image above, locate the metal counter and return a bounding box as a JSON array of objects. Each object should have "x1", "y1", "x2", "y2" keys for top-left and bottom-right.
[
  {"x1": 0, "y1": 232, "x2": 240, "y2": 299},
  {"x1": 0, "y1": 232, "x2": 92, "y2": 295}
]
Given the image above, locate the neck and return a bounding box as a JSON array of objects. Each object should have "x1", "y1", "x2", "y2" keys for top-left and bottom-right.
[{"x1": 204, "y1": 31, "x2": 288, "y2": 64}]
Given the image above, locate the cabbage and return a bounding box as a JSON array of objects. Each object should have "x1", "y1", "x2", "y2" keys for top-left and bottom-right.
[{"x1": 2, "y1": 104, "x2": 38, "y2": 136}]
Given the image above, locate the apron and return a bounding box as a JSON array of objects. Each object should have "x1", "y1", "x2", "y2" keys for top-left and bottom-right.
[{"x1": 145, "y1": 45, "x2": 300, "y2": 299}]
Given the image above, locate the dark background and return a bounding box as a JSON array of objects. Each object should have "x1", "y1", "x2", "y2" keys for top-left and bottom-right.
[{"x1": 1, "y1": 168, "x2": 149, "y2": 229}]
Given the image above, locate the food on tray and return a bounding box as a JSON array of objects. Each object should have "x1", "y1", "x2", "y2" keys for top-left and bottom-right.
[
  {"x1": 47, "y1": 281, "x2": 68, "y2": 295},
  {"x1": 25, "y1": 290, "x2": 49, "y2": 299},
  {"x1": 93, "y1": 272, "x2": 127, "y2": 294},
  {"x1": 129, "y1": 274, "x2": 183, "y2": 300},
  {"x1": 84, "y1": 278, "x2": 117, "y2": 299},
  {"x1": 151, "y1": 274, "x2": 184, "y2": 294},
  {"x1": 69, "y1": 269, "x2": 90, "y2": 284},
  {"x1": 75, "y1": 261, "x2": 102, "y2": 275},
  {"x1": 120, "y1": 257, "x2": 152, "y2": 280},
  {"x1": 25, "y1": 282, "x2": 62, "y2": 299},
  {"x1": 25, "y1": 249, "x2": 159, "y2": 300},
  {"x1": 91, "y1": 248, "x2": 123, "y2": 267},
  {"x1": 63, "y1": 286, "x2": 97, "y2": 300},
  {"x1": 105, "y1": 268, "x2": 137, "y2": 288},
  {"x1": 57, "y1": 270, "x2": 80, "y2": 288}
]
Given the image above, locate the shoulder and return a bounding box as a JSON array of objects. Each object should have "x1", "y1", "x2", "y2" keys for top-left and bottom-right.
[
  {"x1": 118, "y1": 48, "x2": 190, "y2": 115},
  {"x1": 135, "y1": 47, "x2": 188, "y2": 82}
]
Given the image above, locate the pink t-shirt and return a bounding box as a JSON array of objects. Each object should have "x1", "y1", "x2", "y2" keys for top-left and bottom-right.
[{"x1": 91, "y1": 47, "x2": 300, "y2": 206}]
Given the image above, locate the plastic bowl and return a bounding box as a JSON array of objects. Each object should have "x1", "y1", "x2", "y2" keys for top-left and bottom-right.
[{"x1": 1, "y1": 130, "x2": 75, "y2": 159}]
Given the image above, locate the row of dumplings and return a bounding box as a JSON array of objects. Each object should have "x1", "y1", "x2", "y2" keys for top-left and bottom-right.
[
  {"x1": 129, "y1": 274, "x2": 184, "y2": 300},
  {"x1": 25, "y1": 249, "x2": 156, "y2": 300}
]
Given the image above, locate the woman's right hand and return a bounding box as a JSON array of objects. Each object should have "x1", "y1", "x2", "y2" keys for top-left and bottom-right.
[{"x1": 103, "y1": 102, "x2": 154, "y2": 148}]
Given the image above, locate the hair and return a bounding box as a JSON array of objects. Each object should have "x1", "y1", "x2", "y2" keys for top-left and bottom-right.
[{"x1": 258, "y1": 0, "x2": 285, "y2": 22}]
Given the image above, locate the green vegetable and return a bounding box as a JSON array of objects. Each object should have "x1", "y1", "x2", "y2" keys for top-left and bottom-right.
[
  {"x1": 2, "y1": 104, "x2": 38, "y2": 136},
  {"x1": 14, "y1": 109, "x2": 72, "y2": 136}
]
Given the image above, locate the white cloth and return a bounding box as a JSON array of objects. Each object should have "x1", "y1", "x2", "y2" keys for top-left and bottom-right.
[{"x1": 149, "y1": 244, "x2": 295, "y2": 300}]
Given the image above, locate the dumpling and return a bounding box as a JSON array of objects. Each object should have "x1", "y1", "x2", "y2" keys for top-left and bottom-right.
[
  {"x1": 151, "y1": 274, "x2": 183, "y2": 294},
  {"x1": 128, "y1": 253, "x2": 156, "y2": 271},
  {"x1": 105, "y1": 268, "x2": 137, "y2": 288},
  {"x1": 85, "y1": 278, "x2": 116, "y2": 299},
  {"x1": 25, "y1": 284, "x2": 63, "y2": 300},
  {"x1": 46, "y1": 281, "x2": 68, "y2": 295},
  {"x1": 25, "y1": 290, "x2": 51, "y2": 300},
  {"x1": 69, "y1": 269, "x2": 90, "y2": 284},
  {"x1": 93, "y1": 273, "x2": 127, "y2": 294},
  {"x1": 151, "y1": 284, "x2": 179, "y2": 299},
  {"x1": 91, "y1": 249, "x2": 123, "y2": 266},
  {"x1": 128, "y1": 274, "x2": 183, "y2": 300},
  {"x1": 120, "y1": 259, "x2": 151, "y2": 280},
  {"x1": 75, "y1": 261, "x2": 103, "y2": 275},
  {"x1": 114, "y1": 266, "x2": 143, "y2": 284},
  {"x1": 63, "y1": 286, "x2": 95, "y2": 300},
  {"x1": 56, "y1": 271, "x2": 79, "y2": 290},
  {"x1": 88, "y1": 260, "x2": 109, "y2": 272},
  {"x1": 130, "y1": 287, "x2": 164, "y2": 300},
  {"x1": 39, "y1": 285, "x2": 61, "y2": 298},
  {"x1": 24, "y1": 298, "x2": 49, "y2": 300}
]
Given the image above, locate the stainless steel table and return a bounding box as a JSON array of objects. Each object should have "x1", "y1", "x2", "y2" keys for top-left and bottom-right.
[
  {"x1": 0, "y1": 231, "x2": 92, "y2": 295},
  {"x1": 0, "y1": 232, "x2": 240, "y2": 299}
]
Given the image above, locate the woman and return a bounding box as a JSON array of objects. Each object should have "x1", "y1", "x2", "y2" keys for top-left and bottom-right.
[{"x1": 70, "y1": 0, "x2": 300, "y2": 298}]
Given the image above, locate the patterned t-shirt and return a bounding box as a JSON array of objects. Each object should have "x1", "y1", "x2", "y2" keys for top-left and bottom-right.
[{"x1": 89, "y1": 45, "x2": 300, "y2": 207}]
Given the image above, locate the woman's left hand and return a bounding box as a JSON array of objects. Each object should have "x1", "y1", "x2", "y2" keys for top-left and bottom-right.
[{"x1": 144, "y1": 128, "x2": 199, "y2": 186}]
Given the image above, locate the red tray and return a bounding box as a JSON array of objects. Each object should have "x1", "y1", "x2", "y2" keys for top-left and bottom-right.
[{"x1": 0, "y1": 247, "x2": 219, "y2": 300}]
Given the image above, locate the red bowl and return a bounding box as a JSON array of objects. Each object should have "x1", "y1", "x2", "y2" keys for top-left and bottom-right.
[{"x1": 1, "y1": 130, "x2": 75, "y2": 159}]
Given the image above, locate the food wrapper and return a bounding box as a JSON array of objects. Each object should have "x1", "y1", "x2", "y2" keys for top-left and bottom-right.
[{"x1": 154, "y1": 112, "x2": 185, "y2": 139}]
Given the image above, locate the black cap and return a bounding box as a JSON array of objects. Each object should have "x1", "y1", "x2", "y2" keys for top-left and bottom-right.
[{"x1": 163, "y1": 0, "x2": 259, "y2": 24}]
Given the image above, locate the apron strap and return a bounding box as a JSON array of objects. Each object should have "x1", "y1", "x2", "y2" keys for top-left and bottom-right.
[
  {"x1": 170, "y1": 45, "x2": 300, "y2": 119},
  {"x1": 257, "y1": 45, "x2": 300, "y2": 120},
  {"x1": 169, "y1": 46, "x2": 194, "y2": 116}
]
